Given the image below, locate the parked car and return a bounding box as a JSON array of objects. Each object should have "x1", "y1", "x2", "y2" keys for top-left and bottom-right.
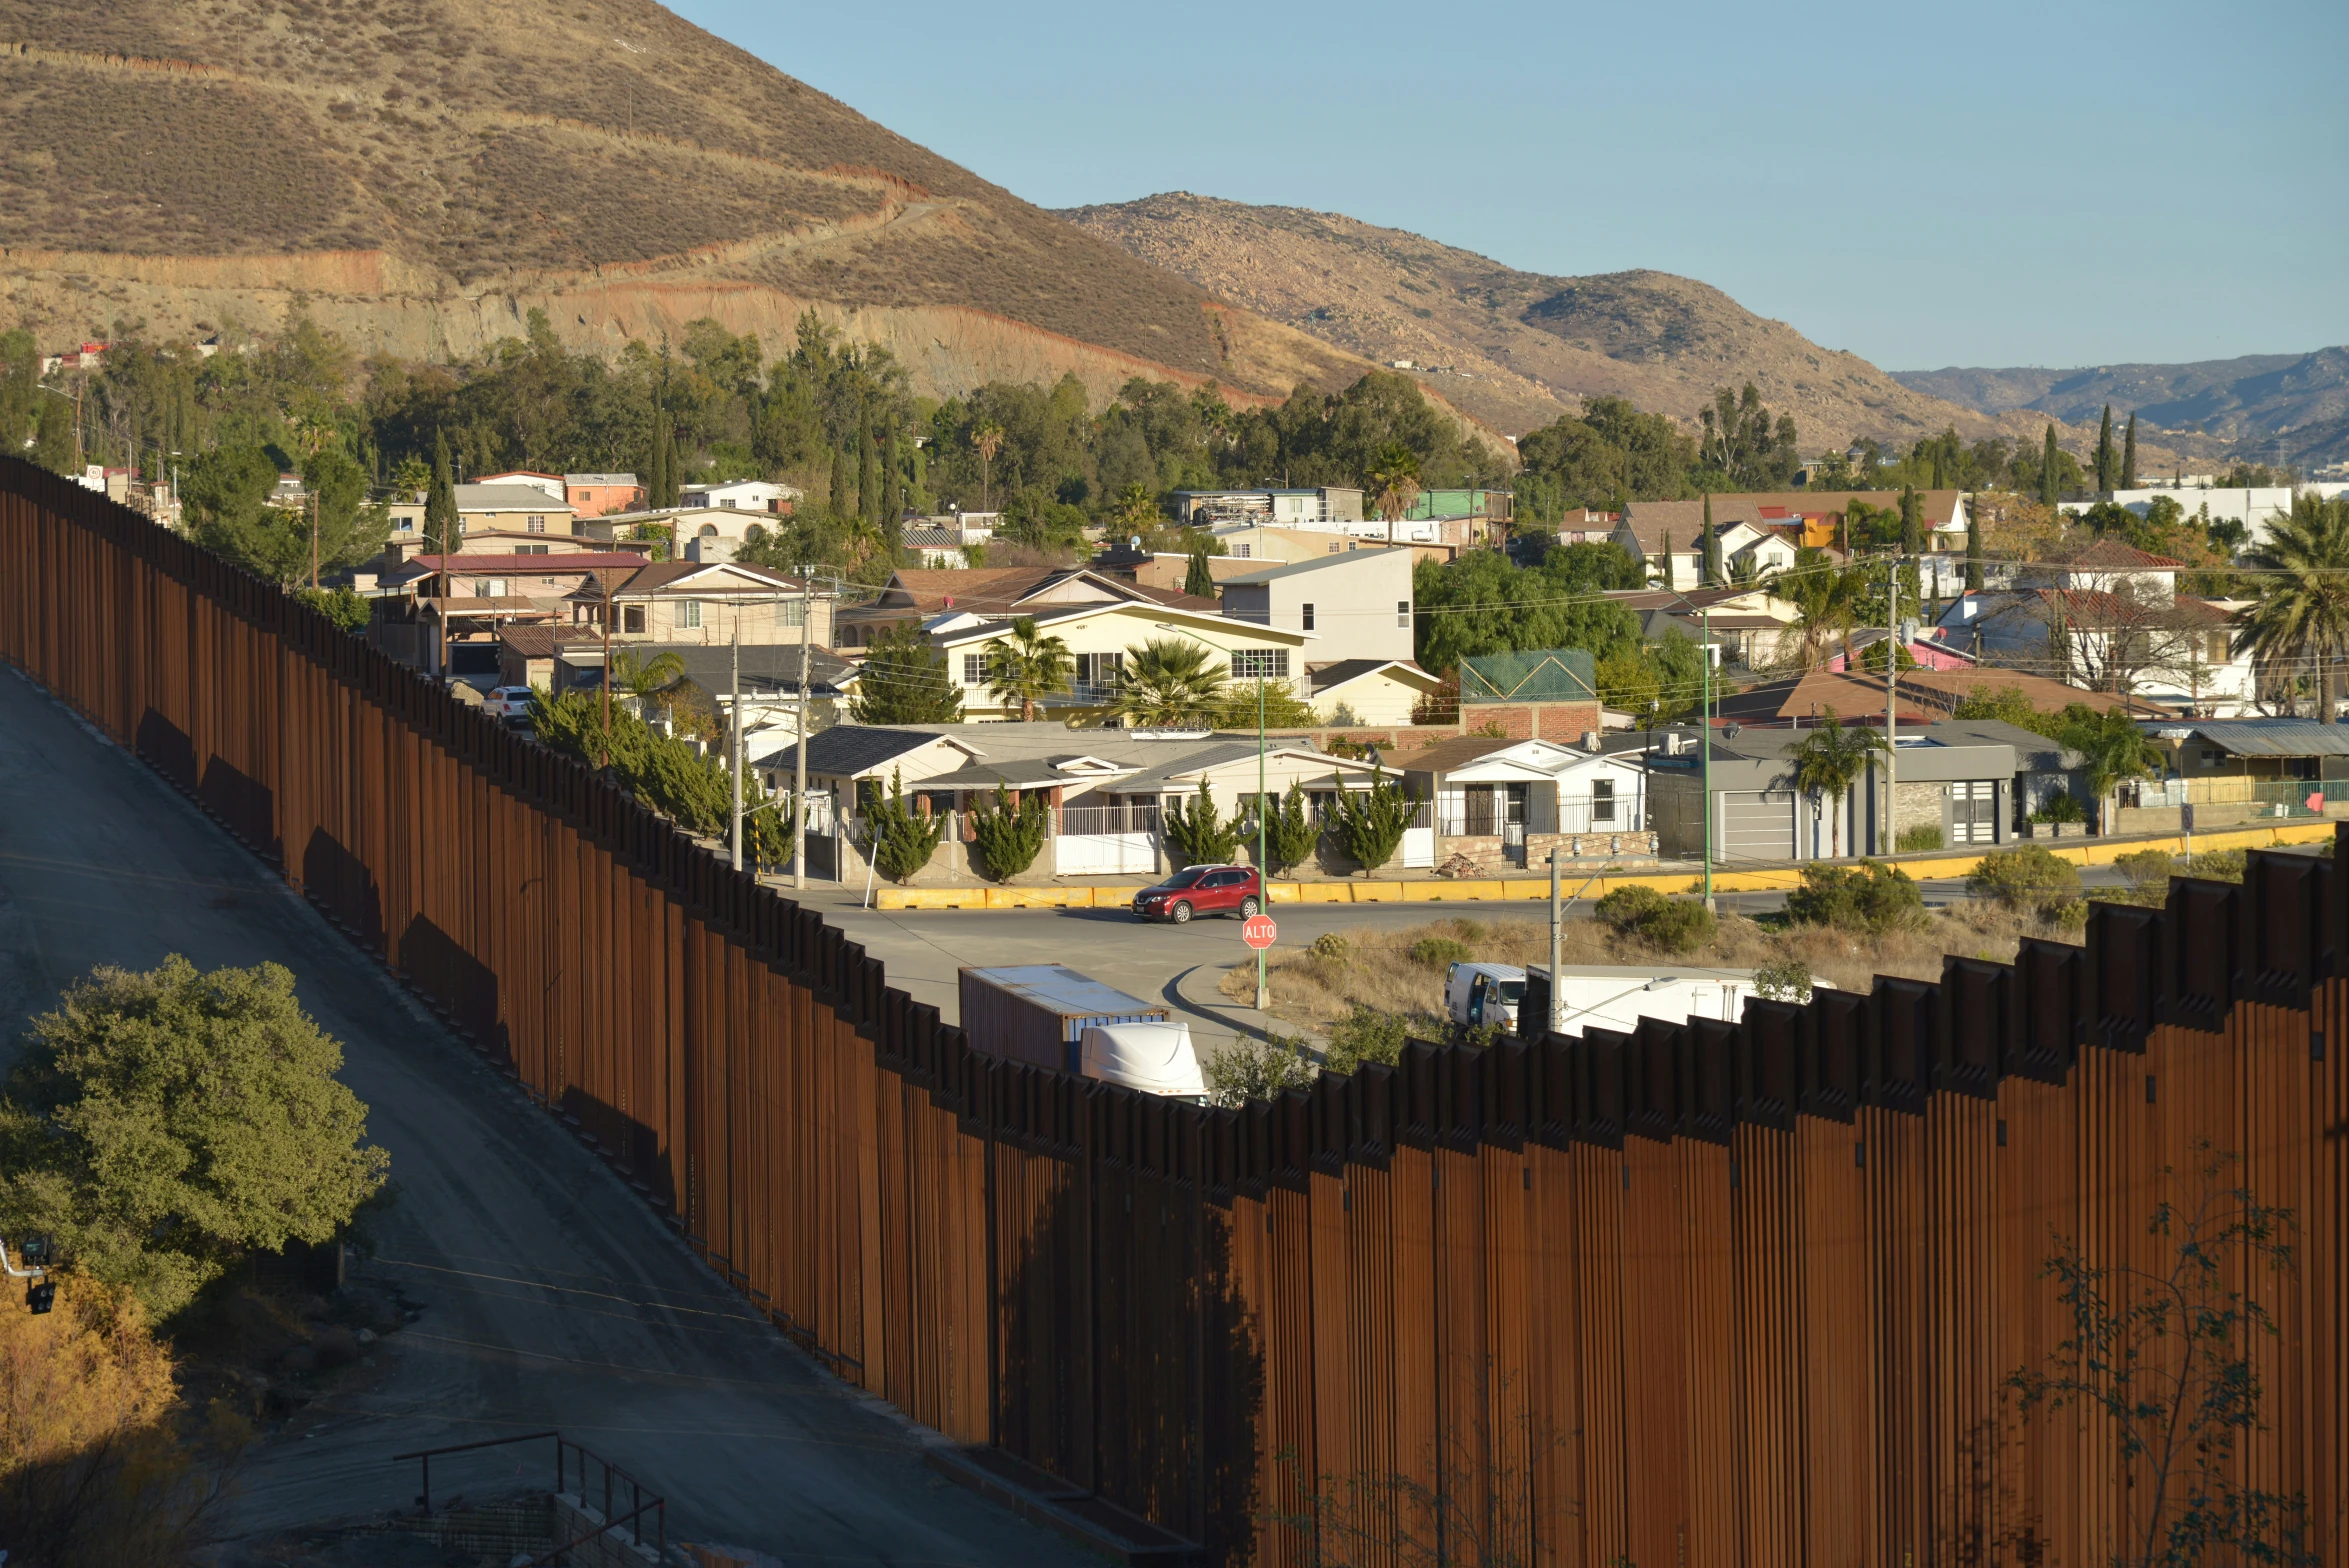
[
  {"x1": 480, "y1": 685, "x2": 536, "y2": 722},
  {"x1": 1445, "y1": 962, "x2": 1525, "y2": 1033},
  {"x1": 1131, "y1": 864, "x2": 1261, "y2": 923}
]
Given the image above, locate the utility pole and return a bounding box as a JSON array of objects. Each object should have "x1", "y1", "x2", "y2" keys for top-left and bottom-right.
[
  {"x1": 1547, "y1": 850, "x2": 1562, "y2": 1037},
  {"x1": 597, "y1": 570, "x2": 615, "y2": 769},
  {"x1": 1885, "y1": 553, "x2": 1899, "y2": 856},
  {"x1": 1700, "y1": 607, "x2": 1714, "y2": 910},
  {"x1": 793, "y1": 568, "x2": 814, "y2": 891},
  {"x1": 729, "y1": 608, "x2": 743, "y2": 872},
  {"x1": 1254, "y1": 672, "x2": 1268, "y2": 1011},
  {"x1": 309, "y1": 489, "x2": 320, "y2": 590}
]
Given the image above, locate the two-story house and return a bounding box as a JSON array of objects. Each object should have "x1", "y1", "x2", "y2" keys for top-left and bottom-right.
[
  {"x1": 679, "y1": 480, "x2": 800, "y2": 514},
  {"x1": 563, "y1": 562, "x2": 837, "y2": 649},
  {"x1": 564, "y1": 473, "x2": 643, "y2": 517},
  {"x1": 928, "y1": 599, "x2": 1318, "y2": 722},
  {"x1": 1217, "y1": 549, "x2": 1441, "y2": 722},
  {"x1": 387, "y1": 483, "x2": 579, "y2": 543}
]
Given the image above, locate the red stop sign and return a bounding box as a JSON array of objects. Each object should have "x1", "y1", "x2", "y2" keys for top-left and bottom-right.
[{"x1": 1242, "y1": 914, "x2": 1278, "y2": 950}]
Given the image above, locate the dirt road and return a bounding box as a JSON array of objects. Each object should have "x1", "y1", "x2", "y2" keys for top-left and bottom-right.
[{"x1": 0, "y1": 669, "x2": 1087, "y2": 1566}]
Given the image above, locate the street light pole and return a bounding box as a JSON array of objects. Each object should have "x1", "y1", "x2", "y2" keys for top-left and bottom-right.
[
  {"x1": 1885, "y1": 554, "x2": 1899, "y2": 855},
  {"x1": 793, "y1": 568, "x2": 813, "y2": 891},
  {"x1": 1547, "y1": 849, "x2": 1562, "y2": 1036},
  {"x1": 1255, "y1": 671, "x2": 1268, "y2": 1011},
  {"x1": 729, "y1": 607, "x2": 743, "y2": 872},
  {"x1": 1701, "y1": 606, "x2": 1714, "y2": 911}
]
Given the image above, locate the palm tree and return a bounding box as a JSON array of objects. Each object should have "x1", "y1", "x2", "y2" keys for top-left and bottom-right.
[
  {"x1": 1770, "y1": 548, "x2": 1860, "y2": 670},
  {"x1": 1364, "y1": 443, "x2": 1421, "y2": 545},
  {"x1": 2061, "y1": 705, "x2": 2165, "y2": 833},
  {"x1": 2234, "y1": 492, "x2": 2349, "y2": 724},
  {"x1": 982, "y1": 615, "x2": 1073, "y2": 721},
  {"x1": 1787, "y1": 708, "x2": 1887, "y2": 857},
  {"x1": 1113, "y1": 638, "x2": 1227, "y2": 728},
  {"x1": 1109, "y1": 483, "x2": 1160, "y2": 543},
  {"x1": 609, "y1": 647, "x2": 686, "y2": 719},
  {"x1": 972, "y1": 419, "x2": 1006, "y2": 513}
]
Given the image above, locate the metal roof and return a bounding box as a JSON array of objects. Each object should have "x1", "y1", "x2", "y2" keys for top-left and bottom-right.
[
  {"x1": 761, "y1": 726, "x2": 962, "y2": 778},
  {"x1": 961, "y1": 965, "x2": 1163, "y2": 1021},
  {"x1": 2175, "y1": 720, "x2": 2349, "y2": 757}
]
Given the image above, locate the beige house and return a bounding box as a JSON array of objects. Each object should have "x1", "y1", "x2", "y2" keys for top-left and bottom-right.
[
  {"x1": 387, "y1": 483, "x2": 579, "y2": 543},
  {"x1": 926, "y1": 599, "x2": 1317, "y2": 722},
  {"x1": 579, "y1": 507, "x2": 779, "y2": 552},
  {"x1": 563, "y1": 562, "x2": 836, "y2": 648}
]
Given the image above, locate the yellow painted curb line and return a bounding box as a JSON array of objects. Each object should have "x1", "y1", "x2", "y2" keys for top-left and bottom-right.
[{"x1": 869, "y1": 821, "x2": 2336, "y2": 910}]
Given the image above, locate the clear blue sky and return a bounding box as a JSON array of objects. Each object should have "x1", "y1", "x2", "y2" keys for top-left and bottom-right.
[{"x1": 671, "y1": 0, "x2": 2347, "y2": 371}]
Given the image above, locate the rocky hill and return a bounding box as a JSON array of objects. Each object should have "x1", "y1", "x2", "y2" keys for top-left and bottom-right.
[
  {"x1": 1059, "y1": 192, "x2": 2027, "y2": 448},
  {"x1": 0, "y1": 0, "x2": 1371, "y2": 405},
  {"x1": 1894, "y1": 351, "x2": 2349, "y2": 465}
]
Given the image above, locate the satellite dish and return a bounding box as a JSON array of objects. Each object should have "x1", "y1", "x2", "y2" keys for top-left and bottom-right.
[{"x1": 1129, "y1": 535, "x2": 1143, "y2": 552}]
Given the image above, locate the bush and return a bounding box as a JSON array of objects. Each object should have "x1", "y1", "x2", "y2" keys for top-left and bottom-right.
[
  {"x1": 1308, "y1": 932, "x2": 1350, "y2": 962},
  {"x1": 1327, "y1": 767, "x2": 1420, "y2": 873},
  {"x1": 1785, "y1": 860, "x2": 1925, "y2": 934},
  {"x1": 1261, "y1": 784, "x2": 1323, "y2": 876},
  {"x1": 1163, "y1": 779, "x2": 1241, "y2": 867},
  {"x1": 0, "y1": 958, "x2": 389, "y2": 1319},
  {"x1": 1595, "y1": 885, "x2": 1715, "y2": 954},
  {"x1": 1968, "y1": 845, "x2": 2082, "y2": 912},
  {"x1": 967, "y1": 785, "x2": 1046, "y2": 881},
  {"x1": 1202, "y1": 1033, "x2": 1316, "y2": 1107},
  {"x1": 859, "y1": 769, "x2": 944, "y2": 883},
  {"x1": 2031, "y1": 788, "x2": 2087, "y2": 825},
  {"x1": 1408, "y1": 937, "x2": 1471, "y2": 969},
  {"x1": 2114, "y1": 848, "x2": 2175, "y2": 889},
  {"x1": 1895, "y1": 824, "x2": 1944, "y2": 853},
  {"x1": 1321, "y1": 1005, "x2": 1408, "y2": 1078},
  {"x1": 1754, "y1": 958, "x2": 1814, "y2": 1002}
]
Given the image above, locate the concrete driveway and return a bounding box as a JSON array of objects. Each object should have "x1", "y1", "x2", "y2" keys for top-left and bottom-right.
[{"x1": 0, "y1": 670, "x2": 1091, "y2": 1567}]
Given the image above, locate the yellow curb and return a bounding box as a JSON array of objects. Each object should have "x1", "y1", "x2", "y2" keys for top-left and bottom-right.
[{"x1": 871, "y1": 823, "x2": 2335, "y2": 910}]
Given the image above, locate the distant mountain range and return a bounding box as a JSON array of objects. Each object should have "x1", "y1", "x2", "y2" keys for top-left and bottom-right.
[
  {"x1": 1892, "y1": 350, "x2": 2349, "y2": 466},
  {"x1": 1060, "y1": 193, "x2": 2069, "y2": 450}
]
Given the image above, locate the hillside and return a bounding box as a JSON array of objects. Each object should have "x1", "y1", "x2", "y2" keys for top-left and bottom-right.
[
  {"x1": 1894, "y1": 350, "x2": 2349, "y2": 464},
  {"x1": 1058, "y1": 192, "x2": 2030, "y2": 449},
  {"x1": 0, "y1": 0, "x2": 1373, "y2": 405}
]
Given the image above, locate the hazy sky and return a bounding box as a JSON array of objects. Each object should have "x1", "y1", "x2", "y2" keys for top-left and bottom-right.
[{"x1": 671, "y1": 0, "x2": 2347, "y2": 371}]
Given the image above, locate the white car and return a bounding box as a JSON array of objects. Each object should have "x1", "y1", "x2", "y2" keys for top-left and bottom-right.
[{"x1": 480, "y1": 685, "x2": 536, "y2": 722}]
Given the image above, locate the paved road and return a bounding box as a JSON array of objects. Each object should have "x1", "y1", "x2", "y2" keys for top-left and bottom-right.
[{"x1": 0, "y1": 670, "x2": 1090, "y2": 1566}]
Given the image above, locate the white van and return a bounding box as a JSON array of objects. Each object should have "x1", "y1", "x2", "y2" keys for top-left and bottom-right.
[
  {"x1": 1079, "y1": 1021, "x2": 1207, "y2": 1100},
  {"x1": 1445, "y1": 963, "x2": 1526, "y2": 1033}
]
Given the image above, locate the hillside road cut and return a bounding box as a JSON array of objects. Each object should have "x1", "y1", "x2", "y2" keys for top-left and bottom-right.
[{"x1": 0, "y1": 667, "x2": 1091, "y2": 1566}]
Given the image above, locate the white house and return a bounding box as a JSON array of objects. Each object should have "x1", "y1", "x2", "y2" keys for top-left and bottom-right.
[
  {"x1": 679, "y1": 480, "x2": 800, "y2": 514},
  {"x1": 1219, "y1": 549, "x2": 1416, "y2": 663},
  {"x1": 926, "y1": 599, "x2": 1318, "y2": 721},
  {"x1": 2066, "y1": 483, "x2": 2349, "y2": 550},
  {"x1": 1406, "y1": 737, "x2": 1650, "y2": 870},
  {"x1": 473, "y1": 471, "x2": 568, "y2": 502}
]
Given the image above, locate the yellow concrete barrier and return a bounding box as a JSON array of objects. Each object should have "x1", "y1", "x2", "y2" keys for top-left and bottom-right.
[{"x1": 872, "y1": 823, "x2": 2336, "y2": 911}]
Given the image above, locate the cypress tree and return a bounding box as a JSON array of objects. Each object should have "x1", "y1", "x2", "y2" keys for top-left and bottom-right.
[
  {"x1": 826, "y1": 445, "x2": 850, "y2": 519},
  {"x1": 1659, "y1": 530, "x2": 1674, "y2": 590},
  {"x1": 856, "y1": 406, "x2": 877, "y2": 526},
  {"x1": 1701, "y1": 494, "x2": 1721, "y2": 585},
  {"x1": 882, "y1": 430, "x2": 903, "y2": 525},
  {"x1": 648, "y1": 410, "x2": 678, "y2": 508},
  {"x1": 2040, "y1": 425, "x2": 2061, "y2": 509},
  {"x1": 2094, "y1": 404, "x2": 2115, "y2": 493},
  {"x1": 1899, "y1": 484, "x2": 1921, "y2": 556},
  {"x1": 425, "y1": 428, "x2": 459, "y2": 556},
  {"x1": 1183, "y1": 538, "x2": 1216, "y2": 599},
  {"x1": 2121, "y1": 413, "x2": 2139, "y2": 489},
  {"x1": 1965, "y1": 502, "x2": 1984, "y2": 592}
]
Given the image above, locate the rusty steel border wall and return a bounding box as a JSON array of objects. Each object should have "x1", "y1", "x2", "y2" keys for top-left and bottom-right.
[{"x1": 1, "y1": 459, "x2": 2342, "y2": 1566}]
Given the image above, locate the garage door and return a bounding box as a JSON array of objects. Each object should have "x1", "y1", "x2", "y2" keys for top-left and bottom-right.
[{"x1": 1717, "y1": 791, "x2": 1794, "y2": 862}]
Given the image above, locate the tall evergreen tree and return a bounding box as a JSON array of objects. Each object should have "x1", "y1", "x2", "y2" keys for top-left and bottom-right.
[
  {"x1": 827, "y1": 445, "x2": 851, "y2": 519},
  {"x1": 424, "y1": 428, "x2": 459, "y2": 556},
  {"x1": 1899, "y1": 484, "x2": 1922, "y2": 556},
  {"x1": 1701, "y1": 494, "x2": 1721, "y2": 584},
  {"x1": 2121, "y1": 413, "x2": 2139, "y2": 489},
  {"x1": 1965, "y1": 501, "x2": 1984, "y2": 592},
  {"x1": 2094, "y1": 405, "x2": 2115, "y2": 493},
  {"x1": 2040, "y1": 425, "x2": 2062, "y2": 508},
  {"x1": 1183, "y1": 538, "x2": 1216, "y2": 599},
  {"x1": 856, "y1": 406, "x2": 877, "y2": 526},
  {"x1": 1659, "y1": 530, "x2": 1674, "y2": 590},
  {"x1": 647, "y1": 410, "x2": 678, "y2": 508},
  {"x1": 882, "y1": 430, "x2": 903, "y2": 525}
]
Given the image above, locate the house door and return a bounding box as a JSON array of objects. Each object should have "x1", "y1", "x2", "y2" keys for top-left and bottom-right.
[
  {"x1": 1464, "y1": 785, "x2": 1496, "y2": 836},
  {"x1": 1501, "y1": 783, "x2": 1529, "y2": 865},
  {"x1": 1950, "y1": 780, "x2": 1999, "y2": 844}
]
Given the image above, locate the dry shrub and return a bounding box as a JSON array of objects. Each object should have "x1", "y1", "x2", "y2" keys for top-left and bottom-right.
[
  {"x1": 0, "y1": 1273, "x2": 243, "y2": 1566},
  {"x1": 1226, "y1": 901, "x2": 2080, "y2": 1034}
]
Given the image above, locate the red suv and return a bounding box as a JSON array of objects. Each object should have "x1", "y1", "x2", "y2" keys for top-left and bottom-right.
[{"x1": 1132, "y1": 865, "x2": 1262, "y2": 924}]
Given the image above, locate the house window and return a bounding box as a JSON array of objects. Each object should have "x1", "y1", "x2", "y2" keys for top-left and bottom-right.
[
  {"x1": 782, "y1": 597, "x2": 806, "y2": 628},
  {"x1": 2206, "y1": 632, "x2": 2229, "y2": 662},
  {"x1": 1232, "y1": 648, "x2": 1289, "y2": 681},
  {"x1": 677, "y1": 600, "x2": 702, "y2": 629},
  {"x1": 1592, "y1": 779, "x2": 1616, "y2": 823},
  {"x1": 722, "y1": 498, "x2": 737, "y2": 508},
  {"x1": 527, "y1": 516, "x2": 546, "y2": 533},
  {"x1": 1301, "y1": 603, "x2": 1316, "y2": 632},
  {"x1": 1076, "y1": 651, "x2": 1124, "y2": 690},
  {"x1": 1234, "y1": 544, "x2": 1251, "y2": 558},
  {"x1": 963, "y1": 653, "x2": 988, "y2": 686},
  {"x1": 517, "y1": 544, "x2": 548, "y2": 555},
  {"x1": 1398, "y1": 599, "x2": 1410, "y2": 627},
  {"x1": 394, "y1": 516, "x2": 415, "y2": 533},
  {"x1": 622, "y1": 606, "x2": 646, "y2": 633}
]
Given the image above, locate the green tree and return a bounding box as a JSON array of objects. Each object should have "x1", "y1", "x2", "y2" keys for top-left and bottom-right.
[
  {"x1": 1966, "y1": 498, "x2": 1985, "y2": 591},
  {"x1": 1212, "y1": 680, "x2": 1318, "y2": 730},
  {"x1": 1261, "y1": 783, "x2": 1323, "y2": 875},
  {"x1": 0, "y1": 957, "x2": 389, "y2": 1318},
  {"x1": 1772, "y1": 550, "x2": 1861, "y2": 670},
  {"x1": 1183, "y1": 537, "x2": 1217, "y2": 599},
  {"x1": 1202, "y1": 1033, "x2": 1316, "y2": 1107},
  {"x1": 1114, "y1": 637, "x2": 1225, "y2": 727},
  {"x1": 608, "y1": 646, "x2": 686, "y2": 716},
  {"x1": 1162, "y1": 779, "x2": 1241, "y2": 866},
  {"x1": 1697, "y1": 381, "x2": 1799, "y2": 489},
  {"x1": 1783, "y1": 860, "x2": 1924, "y2": 933},
  {"x1": 971, "y1": 418, "x2": 1006, "y2": 512},
  {"x1": 1701, "y1": 493, "x2": 1721, "y2": 585},
  {"x1": 1320, "y1": 1003, "x2": 1407, "y2": 1077},
  {"x1": 2233, "y1": 492, "x2": 2349, "y2": 723},
  {"x1": 648, "y1": 409, "x2": 680, "y2": 508},
  {"x1": 2094, "y1": 404, "x2": 2116, "y2": 493},
  {"x1": 2061, "y1": 704, "x2": 2165, "y2": 829},
  {"x1": 292, "y1": 584, "x2": 370, "y2": 633},
  {"x1": 425, "y1": 428, "x2": 459, "y2": 555},
  {"x1": 1899, "y1": 483, "x2": 1922, "y2": 556},
  {"x1": 30, "y1": 387, "x2": 75, "y2": 475},
  {"x1": 849, "y1": 622, "x2": 964, "y2": 723},
  {"x1": 1364, "y1": 442, "x2": 1422, "y2": 543},
  {"x1": 0, "y1": 327, "x2": 37, "y2": 455},
  {"x1": 2009, "y1": 1153, "x2": 2318, "y2": 1568},
  {"x1": 966, "y1": 784, "x2": 1047, "y2": 881},
  {"x1": 2121, "y1": 411, "x2": 2139, "y2": 489},
  {"x1": 859, "y1": 769, "x2": 944, "y2": 883},
  {"x1": 983, "y1": 615, "x2": 1074, "y2": 720},
  {"x1": 299, "y1": 444, "x2": 390, "y2": 580},
  {"x1": 2040, "y1": 424, "x2": 2063, "y2": 508},
  {"x1": 1326, "y1": 767, "x2": 1420, "y2": 874},
  {"x1": 855, "y1": 404, "x2": 877, "y2": 526},
  {"x1": 183, "y1": 445, "x2": 292, "y2": 579},
  {"x1": 827, "y1": 444, "x2": 851, "y2": 520},
  {"x1": 1787, "y1": 709, "x2": 1887, "y2": 856}
]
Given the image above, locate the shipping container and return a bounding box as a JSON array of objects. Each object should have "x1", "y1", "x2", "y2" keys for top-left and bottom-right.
[{"x1": 958, "y1": 965, "x2": 1170, "y2": 1073}]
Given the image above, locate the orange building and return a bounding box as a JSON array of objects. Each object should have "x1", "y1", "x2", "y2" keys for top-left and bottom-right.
[{"x1": 564, "y1": 472, "x2": 644, "y2": 516}]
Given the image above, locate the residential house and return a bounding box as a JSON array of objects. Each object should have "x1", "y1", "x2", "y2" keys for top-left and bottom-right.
[
  {"x1": 928, "y1": 597, "x2": 1315, "y2": 720},
  {"x1": 679, "y1": 479, "x2": 799, "y2": 514},
  {"x1": 497, "y1": 625, "x2": 603, "y2": 690},
  {"x1": 580, "y1": 506, "x2": 784, "y2": 553},
  {"x1": 1173, "y1": 487, "x2": 1364, "y2": 528},
  {"x1": 382, "y1": 528, "x2": 654, "y2": 566},
  {"x1": 902, "y1": 523, "x2": 970, "y2": 569},
  {"x1": 1406, "y1": 735, "x2": 1653, "y2": 873},
  {"x1": 562, "y1": 562, "x2": 836, "y2": 649},
  {"x1": 1616, "y1": 490, "x2": 1968, "y2": 588},
  {"x1": 565, "y1": 473, "x2": 643, "y2": 516},
  {"x1": 832, "y1": 566, "x2": 1214, "y2": 651},
  {"x1": 387, "y1": 483, "x2": 579, "y2": 541},
  {"x1": 2067, "y1": 483, "x2": 2349, "y2": 550},
  {"x1": 1220, "y1": 549, "x2": 1415, "y2": 664},
  {"x1": 1550, "y1": 508, "x2": 1618, "y2": 545},
  {"x1": 621, "y1": 642, "x2": 861, "y2": 766},
  {"x1": 1936, "y1": 537, "x2": 2251, "y2": 715},
  {"x1": 1608, "y1": 584, "x2": 1806, "y2": 671},
  {"x1": 367, "y1": 550, "x2": 657, "y2": 677},
  {"x1": 474, "y1": 471, "x2": 567, "y2": 501},
  {"x1": 1711, "y1": 666, "x2": 2147, "y2": 730},
  {"x1": 1821, "y1": 628, "x2": 1982, "y2": 674},
  {"x1": 1301, "y1": 660, "x2": 1448, "y2": 725}
]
